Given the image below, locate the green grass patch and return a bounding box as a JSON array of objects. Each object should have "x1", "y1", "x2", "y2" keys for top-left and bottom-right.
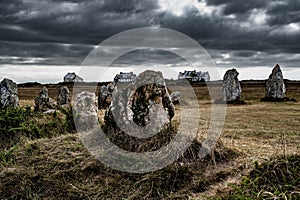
[
  {"x1": 0, "y1": 106, "x2": 76, "y2": 166},
  {"x1": 224, "y1": 155, "x2": 300, "y2": 199}
]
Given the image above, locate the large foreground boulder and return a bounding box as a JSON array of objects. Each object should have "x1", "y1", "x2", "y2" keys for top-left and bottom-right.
[
  {"x1": 0, "y1": 78, "x2": 19, "y2": 109},
  {"x1": 223, "y1": 68, "x2": 242, "y2": 103},
  {"x1": 34, "y1": 86, "x2": 55, "y2": 112},
  {"x1": 104, "y1": 70, "x2": 175, "y2": 135},
  {"x1": 265, "y1": 64, "x2": 286, "y2": 100}
]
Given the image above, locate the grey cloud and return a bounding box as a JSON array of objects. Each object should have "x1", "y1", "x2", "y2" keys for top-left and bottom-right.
[
  {"x1": 232, "y1": 51, "x2": 258, "y2": 58},
  {"x1": 267, "y1": 0, "x2": 300, "y2": 25},
  {"x1": 0, "y1": 0, "x2": 160, "y2": 45},
  {"x1": 223, "y1": 1, "x2": 267, "y2": 15},
  {"x1": 0, "y1": 41, "x2": 93, "y2": 65},
  {"x1": 205, "y1": 0, "x2": 267, "y2": 15},
  {"x1": 0, "y1": 0, "x2": 299, "y2": 70},
  {"x1": 110, "y1": 49, "x2": 187, "y2": 67}
]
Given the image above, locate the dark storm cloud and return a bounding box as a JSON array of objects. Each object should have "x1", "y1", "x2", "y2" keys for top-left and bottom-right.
[
  {"x1": 0, "y1": 0, "x2": 160, "y2": 44},
  {"x1": 0, "y1": 40, "x2": 93, "y2": 65},
  {"x1": 205, "y1": 0, "x2": 267, "y2": 15},
  {"x1": 0, "y1": 0, "x2": 299, "y2": 69},
  {"x1": 232, "y1": 51, "x2": 258, "y2": 58},
  {"x1": 0, "y1": 0, "x2": 161, "y2": 64},
  {"x1": 110, "y1": 49, "x2": 187, "y2": 67},
  {"x1": 267, "y1": 0, "x2": 300, "y2": 25}
]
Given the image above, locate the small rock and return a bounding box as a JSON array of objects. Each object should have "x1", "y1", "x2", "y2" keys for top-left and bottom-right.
[
  {"x1": 170, "y1": 91, "x2": 181, "y2": 104},
  {"x1": 34, "y1": 86, "x2": 55, "y2": 111},
  {"x1": 0, "y1": 78, "x2": 19, "y2": 109},
  {"x1": 43, "y1": 109, "x2": 56, "y2": 115}
]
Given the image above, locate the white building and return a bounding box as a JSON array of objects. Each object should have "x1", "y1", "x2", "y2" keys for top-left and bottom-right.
[
  {"x1": 114, "y1": 72, "x2": 137, "y2": 83},
  {"x1": 63, "y1": 72, "x2": 84, "y2": 82},
  {"x1": 178, "y1": 70, "x2": 210, "y2": 82}
]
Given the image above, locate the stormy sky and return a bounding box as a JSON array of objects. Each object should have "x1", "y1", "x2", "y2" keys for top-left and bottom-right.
[{"x1": 1, "y1": 0, "x2": 300, "y2": 82}]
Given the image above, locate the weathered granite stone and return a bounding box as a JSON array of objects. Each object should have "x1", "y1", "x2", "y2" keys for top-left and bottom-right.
[
  {"x1": 0, "y1": 78, "x2": 19, "y2": 109},
  {"x1": 57, "y1": 86, "x2": 70, "y2": 107},
  {"x1": 265, "y1": 64, "x2": 286, "y2": 99},
  {"x1": 223, "y1": 68, "x2": 242, "y2": 102},
  {"x1": 74, "y1": 91, "x2": 98, "y2": 130},
  {"x1": 34, "y1": 86, "x2": 55, "y2": 111},
  {"x1": 105, "y1": 70, "x2": 175, "y2": 135}
]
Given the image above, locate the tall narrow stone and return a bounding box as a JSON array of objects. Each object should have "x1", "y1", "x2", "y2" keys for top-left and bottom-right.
[
  {"x1": 74, "y1": 91, "x2": 98, "y2": 130},
  {"x1": 265, "y1": 64, "x2": 286, "y2": 99},
  {"x1": 57, "y1": 86, "x2": 70, "y2": 107},
  {"x1": 0, "y1": 78, "x2": 19, "y2": 109},
  {"x1": 98, "y1": 84, "x2": 113, "y2": 110},
  {"x1": 223, "y1": 68, "x2": 242, "y2": 102}
]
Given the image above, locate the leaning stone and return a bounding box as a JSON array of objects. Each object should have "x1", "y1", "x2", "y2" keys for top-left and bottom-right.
[
  {"x1": 0, "y1": 78, "x2": 19, "y2": 109},
  {"x1": 223, "y1": 68, "x2": 242, "y2": 103}
]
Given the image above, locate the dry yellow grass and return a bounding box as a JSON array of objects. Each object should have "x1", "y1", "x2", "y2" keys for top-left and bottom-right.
[
  {"x1": 190, "y1": 100, "x2": 300, "y2": 198},
  {"x1": 221, "y1": 101, "x2": 300, "y2": 158},
  {"x1": 3, "y1": 81, "x2": 298, "y2": 199}
]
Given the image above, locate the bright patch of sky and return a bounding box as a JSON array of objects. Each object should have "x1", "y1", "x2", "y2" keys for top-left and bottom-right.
[
  {"x1": 158, "y1": 0, "x2": 220, "y2": 17},
  {"x1": 1, "y1": 64, "x2": 299, "y2": 84}
]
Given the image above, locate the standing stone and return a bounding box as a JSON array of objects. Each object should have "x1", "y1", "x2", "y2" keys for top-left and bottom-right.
[
  {"x1": 57, "y1": 86, "x2": 70, "y2": 107},
  {"x1": 74, "y1": 91, "x2": 98, "y2": 130},
  {"x1": 223, "y1": 68, "x2": 242, "y2": 102},
  {"x1": 105, "y1": 70, "x2": 175, "y2": 135},
  {"x1": 0, "y1": 78, "x2": 19, "y2": 109},
  {"x1": 98, "y1": 85, "x2": 113, "y2": 110},
  {"x1": 265, "y1": 64, "x2": 286, "y2": 99},
  {"x1": 34, "y1": 86, "x2": 55, "y2": 111}
]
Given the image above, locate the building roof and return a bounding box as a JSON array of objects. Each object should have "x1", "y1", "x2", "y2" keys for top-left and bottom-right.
[
  {"x1": 114, "y1": 72, "x2": 137, "y2": 82},
  {"x1": 64, "y1": 72, "x2": 83, "y2": 80},
  {"x1": 178, "y1": 70, "x2": 210, "y2": 81}
]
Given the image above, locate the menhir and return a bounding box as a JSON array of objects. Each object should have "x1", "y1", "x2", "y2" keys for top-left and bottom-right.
[
  {"x1": 104, "y1": 70, "x2": 175, "y2": 135},
  {"x1": 265, "y1": 64, "x2": 286, "y2": 100},
  {"x1": 223, "y1": 68, "x2": 242, "y2": 103},
  {"x1": 0, "y1": 78, "x2": 19, "y2": 109},
  {"x1": 57, "y1": 86, "x2": 71, "y2": 107},
  {"x1": 34, "y1": 86, "x2": 55, "y2": 111}
]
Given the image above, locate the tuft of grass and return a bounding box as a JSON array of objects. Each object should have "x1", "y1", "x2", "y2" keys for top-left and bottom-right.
[
  {"x1": 0, "y1": 145, "x2": 18, "y2": 166},
  {"x1": 223, "y1": 155, "x2": 300, "y2": 200},
  {"x1": 0, "y1": 106, "x2": 76, "y2": 153}
]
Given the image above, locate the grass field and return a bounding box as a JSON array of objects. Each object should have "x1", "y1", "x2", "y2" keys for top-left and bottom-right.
[{"x1": 0, "y1": 80, "x2": 299, "y2": 199}]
